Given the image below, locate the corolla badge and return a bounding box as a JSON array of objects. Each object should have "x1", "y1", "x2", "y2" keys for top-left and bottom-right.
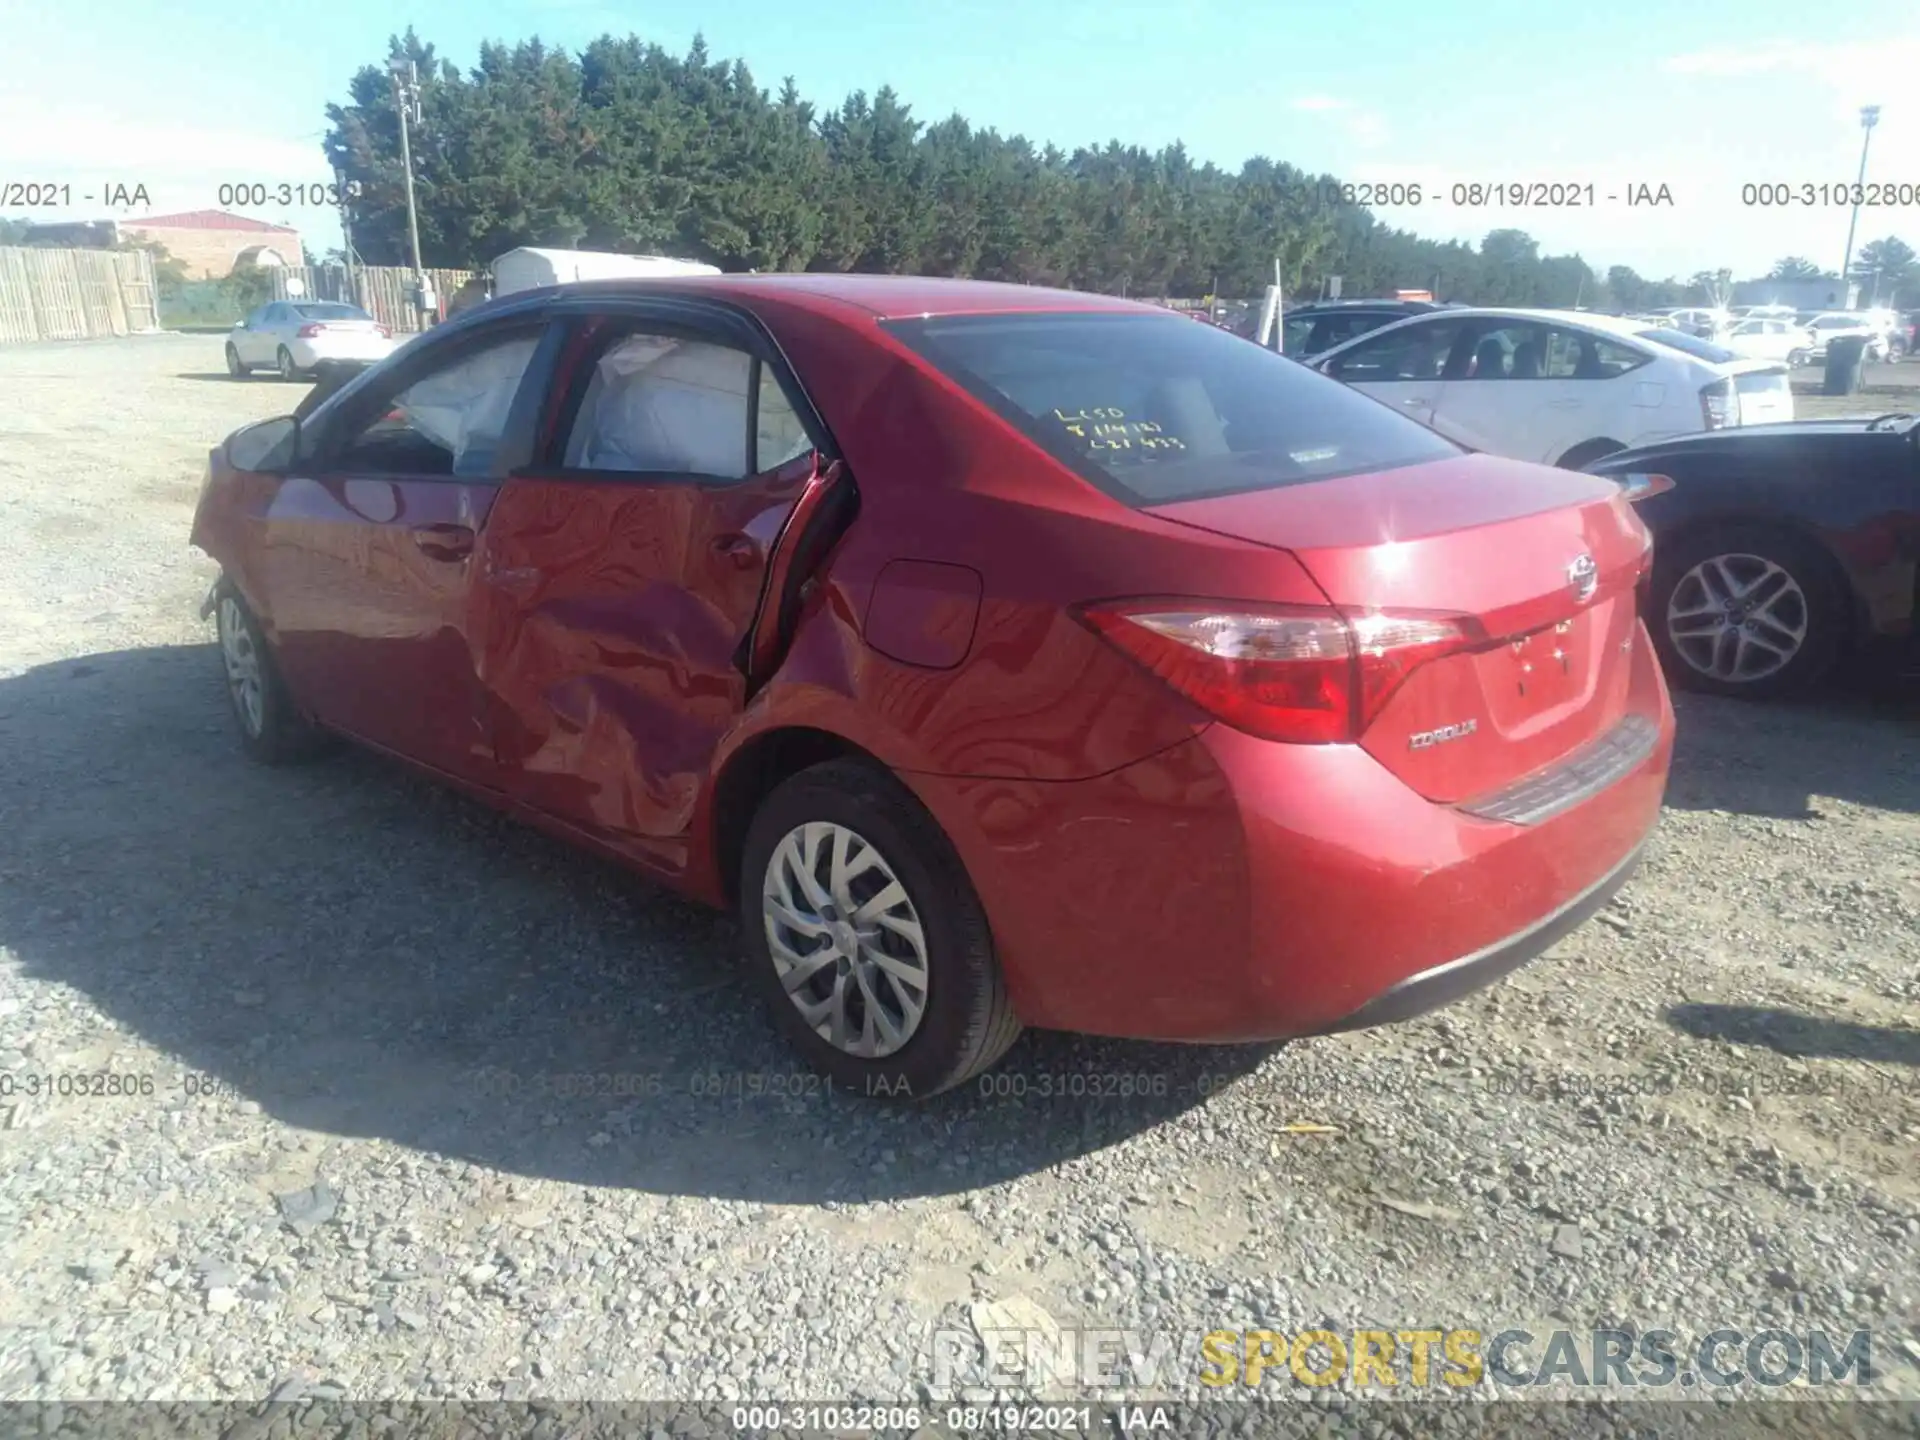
[
  {"x1": 1408, "y1": 719, "x2": 1477, "y2": 751},
  {"x1": 1567, "y1": 553, "x2": 1599, "y2": 603}
]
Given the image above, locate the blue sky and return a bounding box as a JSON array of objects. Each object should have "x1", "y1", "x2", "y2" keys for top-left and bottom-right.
[{"x1": 2, "y1": 0, "x2": 1916, "y2": 285}]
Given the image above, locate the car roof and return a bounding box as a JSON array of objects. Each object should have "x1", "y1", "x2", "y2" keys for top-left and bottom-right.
[
  {"x1": 477, "y1": 273, "x2": 1151, "y2": 321},
  {"x1": 1365, "y1": 306, "x2": 1673, "y2": 339}
]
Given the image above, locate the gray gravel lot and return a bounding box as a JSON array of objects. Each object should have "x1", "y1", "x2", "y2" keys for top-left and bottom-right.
[{"x1": 0, "y1": 336, "x2": 1915, "y2": 1420}]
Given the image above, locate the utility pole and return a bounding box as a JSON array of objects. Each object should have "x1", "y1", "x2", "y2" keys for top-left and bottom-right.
[
  {"x1": 1839, "y1": 104, "x2": 1880, "y2": 305},
  {"x1": 388, "y1": 56, "x2": 435, "y2": 328},
  {"x1": 334, "y1": 168, "x2": 360, "y2": 306}
]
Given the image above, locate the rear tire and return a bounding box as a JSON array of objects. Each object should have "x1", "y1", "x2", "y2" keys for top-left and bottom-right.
[
  {"x1": 1787, "y1": 349, "x2": 1809, "y2": 368},
  {"x1": 276, "y1": 347, "x2": 302, "y2": 382},
  {"x1": 739, "y1": 759, "x2": 1021, "y2": 1100},
  {"x1": 1648, "y1": 524, "x2": 1848, "y2": 699},
  {"x1": 213, "y1": 583, "x2": 330, "y2": 764}
]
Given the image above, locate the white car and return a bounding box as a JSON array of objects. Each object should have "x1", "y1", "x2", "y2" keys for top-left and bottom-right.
[
  {"x1": 1722, "y1": 316, "x2": 1815, "y2": 366},
  {"x1": 1311, "y1": 307, "x2": 1795, "y2": 469},
  {"x1": 1801, "y1": 312, "x2": 1887, "y2": 363},
  {"x1": 1660, "y1": 307, "x2": 1733, "y2": 340},
  {"x1": 226, "y1": 300, "x2": 396, "y2": 381}
]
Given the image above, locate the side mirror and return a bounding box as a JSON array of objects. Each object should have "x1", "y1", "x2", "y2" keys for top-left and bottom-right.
[{"x1": 226, "y1": 415, "x2": 300, "y2": 474}]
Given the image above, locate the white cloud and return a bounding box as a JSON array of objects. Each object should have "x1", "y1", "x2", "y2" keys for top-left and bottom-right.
[{"x1": 1663, "y1": 36, "x2": 1920, "y2": 103}]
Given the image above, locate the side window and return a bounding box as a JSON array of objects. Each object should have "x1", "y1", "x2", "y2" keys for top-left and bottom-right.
[
  {"x1": 1589, "y1": 337, "x2": 1650, "y2": 378},
  {"x1": 562, "y1": 332, "x2": 752, "y2": 480},
  {"x1": 1316, "y1": 313, "x2": 1383, "y2": 351},
  {"x1": 1325, "y1": 320, "x2": 1463, "y2": 382},
  {"x1": 755, "y1": 366, "x2": 813, "y2": 471},
  {"x1": 1542, "y1": 330, "x2": 1584, "y2": 378},
  {"x1": 1463, "y1": 323, "x2": 1546, "y2": 379},
  {"x1": 334, "y1": 331, "x2": 542, "y2": 478},
  {"x1": 1281, "y1": 313, "x2": 1317, "y2": 355}
]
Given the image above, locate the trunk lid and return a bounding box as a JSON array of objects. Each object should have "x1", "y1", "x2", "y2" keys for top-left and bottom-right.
[
  {"x1": 1144, "y1": 453, "x2": 1652, "y2": 803},
  {"x1": 1723, "y1": 362, "x2": 1794, "y2": 426}
]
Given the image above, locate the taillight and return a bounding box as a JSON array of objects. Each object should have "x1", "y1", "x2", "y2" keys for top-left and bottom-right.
[
  {"x1": 1615, "y1": 472, "x2": 1675, "y2": 503},
  {"x1": 376, "y1": 324, "x2": 391, "y2": 339},
  {"x1": 1077, "y1": 601, "x2": 1477, "y2": 744},
  {"x1": 1700, "y1": 378, "x2": 1735, "y2": 429},
  {"x1": 297, "y1": 323, "x2": 324, "y2": 338}
]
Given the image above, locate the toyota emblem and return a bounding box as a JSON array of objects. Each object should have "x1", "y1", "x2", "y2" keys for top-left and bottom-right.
[{"x1": 1567, "y1": 554, "x2": 1599, "y2": 603}]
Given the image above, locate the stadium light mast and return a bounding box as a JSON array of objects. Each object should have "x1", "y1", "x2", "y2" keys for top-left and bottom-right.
[{"x1": 1839, "y1": 105, "x2": 1880, "y2": 305}]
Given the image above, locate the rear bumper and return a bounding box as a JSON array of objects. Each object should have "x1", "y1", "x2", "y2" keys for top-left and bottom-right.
[
  {"x1": 289, "y1": 337, "x2": 394, "y2": 367},
  {"x1": 906, "y1": 619, "x2": 1673, "y2": 1043},
  {"x1": 1321, "y1": 839, "x2": 1644, "y2": 1033}
]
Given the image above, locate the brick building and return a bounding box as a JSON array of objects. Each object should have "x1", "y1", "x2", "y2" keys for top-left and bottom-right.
[
  {"x1": 23, "y1": 210, "x2": 304, "y2": 279},
  {"x1": 118, "y1": 211, "x2": 303, "y2": 278}
]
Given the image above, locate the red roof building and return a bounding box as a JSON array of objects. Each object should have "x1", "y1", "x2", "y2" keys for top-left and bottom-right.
[{"x1": 118, "y1": 210, "x2": 303, "y2": 279}]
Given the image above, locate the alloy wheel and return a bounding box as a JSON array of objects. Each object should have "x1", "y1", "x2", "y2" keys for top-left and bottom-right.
[
  {"x1": 1665, "y1": 552, "x2": 1808, "y2": 684},
  {"x1": 217, "y1": 597, "x2": 265, "y2": 737},
  {"x1": 761, "y1": 820, "x2": 931, "y2": 1058},
  {"x1": 278, "y1": 349, "x2": 297, "y2": 381}
]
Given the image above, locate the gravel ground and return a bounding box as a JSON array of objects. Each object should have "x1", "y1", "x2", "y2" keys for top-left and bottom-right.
[{"x1": 0, "y1": 337, "x2": 1916, "y2": 1423}]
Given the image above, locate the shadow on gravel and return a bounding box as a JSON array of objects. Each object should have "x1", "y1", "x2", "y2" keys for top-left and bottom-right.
[
  {"x1": 0, "y1": 645, "x2": 1273, "y2": 1202},
  {"x1": 1662, "y1": 670, "x2": 1920, "y2": 819},
  {"x1": 1664, "y1": 1003, "x2": 1920, "y2": 1067}
]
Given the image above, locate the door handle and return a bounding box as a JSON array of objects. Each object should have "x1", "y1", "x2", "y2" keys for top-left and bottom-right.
[
  {"x1": 1400, "y1": 398, "x2": 1427, "y2": 406},
  {"x1": 410, "y1": 523, "x2": 474, "y2": 561},
  {"x1": 712, "y1": 533, "x2": 761, "y2": 570}
]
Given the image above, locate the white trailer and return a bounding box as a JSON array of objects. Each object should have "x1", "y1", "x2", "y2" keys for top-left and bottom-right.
[{"x1": 490, "y1": 247, "x2": 721, "y2": 297}]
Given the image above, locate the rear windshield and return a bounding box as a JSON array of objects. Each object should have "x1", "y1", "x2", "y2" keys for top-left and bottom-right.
[
  {"x1": 292, "y1": 302, "x2": 371, "y2": 320},
  {"x1": 884, "y1": 312, "x2": 1462, "y2": 505},
  {"x1": 1636, "y1": 328, "x2": 1738, "y2": 364}
]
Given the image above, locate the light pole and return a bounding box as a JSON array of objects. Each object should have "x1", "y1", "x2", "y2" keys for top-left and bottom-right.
[
  {"x1": 1839, "y1": 104, "x2": 1880, "y2": 305},
  {"x1": 387, "y1": 56, "x2": 434, "y2": 327}
]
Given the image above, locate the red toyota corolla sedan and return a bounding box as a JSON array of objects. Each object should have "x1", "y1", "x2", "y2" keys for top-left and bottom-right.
[{"x1": 191, "y1": 275, "x2": 1673, "y2": 1097}]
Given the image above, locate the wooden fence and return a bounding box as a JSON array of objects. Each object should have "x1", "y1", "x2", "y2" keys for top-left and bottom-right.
[
  {"x1": 271, "y1": 264, "x2": 479, "y2": 334},
  {"x1": 0, "y1": 247, "x2": 161, "y2": 343}
]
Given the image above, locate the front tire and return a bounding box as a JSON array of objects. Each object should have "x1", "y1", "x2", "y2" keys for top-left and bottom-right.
[
  {"x1": 1648, "y1": 524, "x2": 1847, "y2": 699},
  {"x1": 213, "y1": 584, "x2": 329, "y2": 764},
  {"x1": 740, "y1": 759, "x2": 1021, "y2": 1099},
  {"x1": 225, "y1": 343, "x2": 250, "y2": 378}
]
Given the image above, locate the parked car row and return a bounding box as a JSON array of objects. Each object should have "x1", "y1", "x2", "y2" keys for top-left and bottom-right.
[
  {"x1": 1307, "y1": 307, "x2": 1794, "y2": 469},
  {"x1": 1293, "y1": 307, "x2": 1916, "y2": 703}
]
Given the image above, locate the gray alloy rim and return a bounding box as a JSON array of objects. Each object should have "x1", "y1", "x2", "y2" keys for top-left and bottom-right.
[
  {"x1": 761, "y1": 820, "x2": 931, "y2": 1059},
  {"x1": 216, "y1": 597, "x2": 265, "y2": 737},
  {"x1": 1665, "y1": 552, "x2": 1808, "y2": 683}
]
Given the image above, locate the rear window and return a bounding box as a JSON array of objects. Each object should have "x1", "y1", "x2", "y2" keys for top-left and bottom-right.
[
  {"x1": 292, "y1": 302, "x2": 371, "y2": 320},
  {"x1": 884, "y1": 312, "x2": 1462, "y2": 505},
  {"x1": 1636, "y1": 328, "x2": 1738, "y2": 364}
]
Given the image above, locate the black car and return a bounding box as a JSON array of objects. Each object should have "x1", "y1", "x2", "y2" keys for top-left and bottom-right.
[
  {"x1": 1585, "y1": 415, "x2": 1920, "y2": 697},
  {"x1": 1280, "y1": 299, "x2": 1452, "y2": 359}
]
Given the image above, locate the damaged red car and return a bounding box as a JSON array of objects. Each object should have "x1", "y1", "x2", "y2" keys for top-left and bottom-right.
[{"x1": 191, "y1": 276, "x2": 1674, "y2": 1097}]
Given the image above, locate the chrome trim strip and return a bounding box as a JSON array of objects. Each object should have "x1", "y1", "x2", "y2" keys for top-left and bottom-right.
[{"x1": 1457, "y1": 713, "x2": 1661, "y2": 826}]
